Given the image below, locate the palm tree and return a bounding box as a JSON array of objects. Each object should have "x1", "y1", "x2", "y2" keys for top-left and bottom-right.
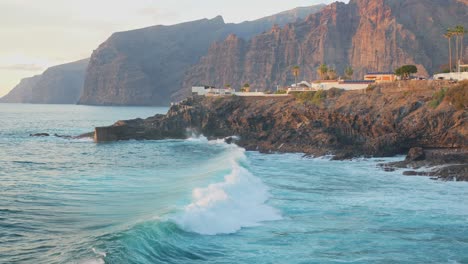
[
  {"x1": 456, "y1": 25, "x2": 466, "y2": 62},
  {"x1": 444, "y1": 31, "x2": 453, "y2": 72},
  {"x1": 454, "y1": 26, "x2": 460, "y2": 64},
  {"x1": 448, "y1": 25, "x2": 467, "y2": 68},
  {"x1": 292, "y1": 66, "x2": 300, "y2": 86},
  {"x1": 451, "y1": 27, "x2": 461, "y2": 65},
  {"x1": 345, "y1": 66, "x2": 354, "y2": 79},
  {"x1": 241, "y1": 83, "x2": 250, "y2": 92},
  {"x1": 317, "y1": 63, "x2": 328, "y2": 80},
  {"x1": 328, "y1": 67, "x2": 337, "y2": 80}
]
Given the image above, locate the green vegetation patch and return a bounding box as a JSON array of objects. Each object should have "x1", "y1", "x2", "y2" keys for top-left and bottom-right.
[
  {"x1": 366, "y1": 85, "x2": 377, "y2": 92},
  {"x1": 292, "y1": 88, "x2": 344, "y2": 105},
  {"x1": 275, "y1": 90, "x2": 287, "y2": 94},
  {"x1": 445, "y1": 81, "x2": 468, "y2": 110},
  {"x1": 428, "y1": 88, "x2": 447, "y2": 108}
]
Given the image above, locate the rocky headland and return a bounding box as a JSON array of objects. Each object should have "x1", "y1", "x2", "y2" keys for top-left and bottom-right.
[
  {"x1": 88, "y1": 81, "x2": 467, "y2": 181},
  {"x1": 0, "y1": 59, "x2": 89, "y2": 104}
]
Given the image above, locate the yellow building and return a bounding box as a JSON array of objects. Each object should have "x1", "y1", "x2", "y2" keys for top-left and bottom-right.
[{"x1": 364, "y1": 72, "x2": 396, "y2": 83}]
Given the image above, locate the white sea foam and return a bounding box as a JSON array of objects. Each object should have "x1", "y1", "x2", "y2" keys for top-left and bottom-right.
[
  {"x1": 172, "y1": 145, "x2": 282, "y2": 235},
  {"x1": 91, "y1": 248, "x2": 107, "y2": 258},
  {"x1": 77, "y1": 258, "x2": 104, "y2": 264},
  {"x1": 75, "y1": 248, "x2": 106, "y2": 264}
]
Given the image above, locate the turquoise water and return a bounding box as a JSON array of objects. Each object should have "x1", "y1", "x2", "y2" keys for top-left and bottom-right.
[{"x1": 1, "y1": 103, "x2": 467, "y2": 264}]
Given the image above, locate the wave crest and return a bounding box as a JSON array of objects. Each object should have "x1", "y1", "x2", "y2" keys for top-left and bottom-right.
[{"x1": 172, "y1": 145, "x2": 281, "y2": 235}]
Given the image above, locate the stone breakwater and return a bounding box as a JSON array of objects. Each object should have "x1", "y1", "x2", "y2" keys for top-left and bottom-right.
[{"x1": 91, "y1": 83, "x2": 467, "y2": 180}]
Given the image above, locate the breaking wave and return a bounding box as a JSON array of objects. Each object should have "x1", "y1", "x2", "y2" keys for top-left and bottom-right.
[{"x1": 171, "y1": 140, "x2": 282, "y2": 235}]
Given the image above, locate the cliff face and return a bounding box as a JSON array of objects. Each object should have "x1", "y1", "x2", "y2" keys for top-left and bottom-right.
[
  {"x1": 79, "y1": 5, "x2": 325, "y2": 106},
  {"x1": 181, "y1": 0, "x2": 467, "y2": 99},
  {"x1": 0, "y1": 59, "x2": 89, "y2": 104},
  {"x1": 93, "y1": 81, "x2": 467, "y2": 160},
  {"x1": 0, "y1": 76, "x2": 41, "y2": 103}
]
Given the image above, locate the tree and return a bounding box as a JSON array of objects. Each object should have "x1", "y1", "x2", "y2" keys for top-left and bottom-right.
[
  {"x1": 292, "y1": 65, "x2": 300, "y2": 86},
  {"x1": 241, "y1": 83, "x2": 250, "y2": 92},
  {"x1": 444, "y1": 31, "x2": 453, "y2": 72},
  {"x1": 395, "y1": 65, "x2": 418, "y2": 80},
  {"x1": 451, "y1": 26, "x2": 461, "y2": 64},
  {"x1": 344, "y1": 66, "x2": 354, "y2": 79},
  {"x1": 327, "y1": 67, "x2": 337, "y2": 80},
  {"x1": 457, "y1": 25, "x2": 468, "y2": 60},
  {"x1": 455, "y1": 25, "x2": 466, "y2": 63},
  {"x1": 317, "y1": 63, "x2": 328, "y2": 80}
]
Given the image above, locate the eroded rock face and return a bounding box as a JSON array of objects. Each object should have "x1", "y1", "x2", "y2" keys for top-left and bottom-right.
[
  {"x1": 1, "y1": 59, "x2": 89, "y2": 104},
  {"x1": 180, "y1": 0, "x2": 467, "y2": 100},
  {"x1": 79, "y1": 5, "x2": 326, "y2": 106},
  {"x1": 406, "y1": 147, "x2": 425, "y2": 162}
]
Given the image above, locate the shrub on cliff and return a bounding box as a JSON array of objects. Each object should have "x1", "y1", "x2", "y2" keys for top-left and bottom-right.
[
  {"x1": 292, "y1": 91, "x2": 315, "y2": 102},
  {"x1": 428, "y1": 88, "x2": 447, "y2": 108},
  {"x1": 445, "y1": 81, "x2": 468, "y2": 110},
  {"x1": 275, "y1": 90, "x2": 287, "y2": 94},
  {"x1": 327, "y1": 88, "x2": 344, "y2": 98},
  {"x1": 366, "y1": 85, "x2": 377, "y2": 92},
  {"x1": 293, "y1": 89, "x2": 343, "y2": 105},
  {"x1": 311, "y1": 90, "x2": 326, "y2": 105}
]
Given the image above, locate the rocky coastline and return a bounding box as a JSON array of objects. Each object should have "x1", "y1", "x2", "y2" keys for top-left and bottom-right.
[{"x1": 86, "y1": 81, "x2": 467, "y2": 181}]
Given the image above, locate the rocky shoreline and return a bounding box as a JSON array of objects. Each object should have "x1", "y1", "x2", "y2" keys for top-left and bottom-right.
[
  {"x1": 379, "y1": 147, "x2": 468, "y2": 181},
  {"x1": 83, "y1": 82, "x2": 467, "y2": 181}
]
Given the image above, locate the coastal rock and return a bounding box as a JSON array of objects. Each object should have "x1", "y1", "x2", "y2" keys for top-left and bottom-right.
[
  {"x1": 384, "y1": 147, "x2": 468, "y2": 181},
  {"x1": 30, "y1": 133, "x2": 50, "y2": 137},
  {"x1": 93, "y1": 80, "x2": 467, "y2": 155},
  {"x1": 406, "y1": 147, "x2": 425, "y2": 162},
  {"x1": 92, "y1": 81, "x2": 467, "y2": 179}
]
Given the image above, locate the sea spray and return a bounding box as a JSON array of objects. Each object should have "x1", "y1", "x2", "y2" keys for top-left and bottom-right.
[{"x1": 172, "y1": 143, "x2": 282, "y2": 235}]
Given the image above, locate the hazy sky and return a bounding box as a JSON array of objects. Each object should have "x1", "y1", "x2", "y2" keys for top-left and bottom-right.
[{"x1": 0, "y1": 0, "x2": 345, "y2": 97}]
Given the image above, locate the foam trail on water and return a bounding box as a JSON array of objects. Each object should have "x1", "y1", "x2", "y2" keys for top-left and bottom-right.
[{"x1": 172, "y1": 145, "x2": 282, "y2": 235}]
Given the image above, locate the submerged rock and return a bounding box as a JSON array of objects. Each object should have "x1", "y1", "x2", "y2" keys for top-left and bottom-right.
[{"x1": 30, "y1": 133, "x2": 50, "y2": 137}]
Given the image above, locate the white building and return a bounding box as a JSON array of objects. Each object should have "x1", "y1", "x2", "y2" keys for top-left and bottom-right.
[
  {"x1": 287, "y1": 80, "x2": 374, "y2": 93},
  {"x1": 434, "y1": 72, "x2": 468, "y2": 81},
  {"x1": 192, "y1": 86, "x2": 235, "y2": 96},
  {"x1": 434, "y1": 62, "x2": 468, "y2": 81}
]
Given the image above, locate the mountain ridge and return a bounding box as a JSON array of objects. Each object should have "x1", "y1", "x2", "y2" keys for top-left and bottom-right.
[
  {"x1": 78, "y1": 5, "x2": 326, "y2": 106},
  {"x1": 179, "y1": 0, "x2": 467, "y2": 100}
]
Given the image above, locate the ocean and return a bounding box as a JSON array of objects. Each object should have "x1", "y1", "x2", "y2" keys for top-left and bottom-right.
[{"x1": 0, "y1": 103, "x2": 467, "y2": 264}]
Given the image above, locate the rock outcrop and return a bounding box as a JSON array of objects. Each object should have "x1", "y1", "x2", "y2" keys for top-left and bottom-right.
[
  {"x1": 381, "y1": 148, "x2": 468, "y2": 181},
  {"x1": 92, "y1": 80, "x2": 466, "y2": 154},
  {"x1": 0, "y1": 59, "x2": 89, "y2": 104},
  {"x1": 180, "y1": 0, "x2": 468, "y2": 100},
  {"x1": 78, "y1": 5, "x2": 325, "y2": 106},
  {"x1": 90, "y1": 81, "x2": 467, "y2": 180}
]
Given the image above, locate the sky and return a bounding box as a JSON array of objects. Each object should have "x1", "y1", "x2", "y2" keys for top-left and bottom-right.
[{"x1": 0, "y1": 0, "x2": 345, "y2": 97}]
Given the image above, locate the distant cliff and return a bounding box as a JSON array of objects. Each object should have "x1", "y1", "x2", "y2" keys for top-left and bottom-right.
[
  {"x1": 0, "y1": 59, "x2": 89, "y2": 104},
  {"x1": 180, "y1": 0, "x2": 468, "y2": 100},
  {"x1": 78, "y1": 5, "x2": 325, "y2": 106}
]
